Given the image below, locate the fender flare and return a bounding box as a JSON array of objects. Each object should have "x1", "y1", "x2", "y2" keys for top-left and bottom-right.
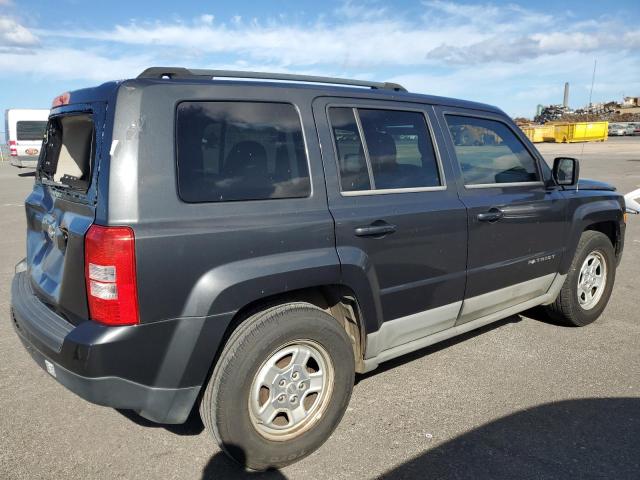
[
  {"x1": 181, "y1": 248, "x2": 341, "y2": 318},
  {"x1": 560, "y1": 197, "x2": 624, "y2": 273},
  {"x1": 333, "y1": 246, "x2": 384, "y2": 335},
  {"x1": 180, "y1": 245, "x2": 384, "y2": 340}
]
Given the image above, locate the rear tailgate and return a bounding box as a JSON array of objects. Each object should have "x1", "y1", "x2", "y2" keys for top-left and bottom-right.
[{"x1": 26, "y1": 101, "x2": 107, "y2": 325}]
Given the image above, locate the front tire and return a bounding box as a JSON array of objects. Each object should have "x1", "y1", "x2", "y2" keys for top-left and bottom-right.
[
  {"x1": 544, "y1": 231, "x2": 616, "y2": 326},
  {"x1": 200, "y1": 303, "x2": 355, "y2": 471}
]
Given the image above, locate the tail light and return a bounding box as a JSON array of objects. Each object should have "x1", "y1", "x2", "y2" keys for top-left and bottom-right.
[
  {"x1": 9, "y1": 140, "x2": 17, "y2": 156},
  {"x1": 85, "y1": 225, "x2": 139, "y2": 326},
  {"x1": 52, "y1": 92, "x2": 71, "y2": 107}
]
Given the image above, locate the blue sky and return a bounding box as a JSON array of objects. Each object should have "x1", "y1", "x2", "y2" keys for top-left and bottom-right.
[{"x1": 1, "y1": 0, "x2": 639, "y2": 126}]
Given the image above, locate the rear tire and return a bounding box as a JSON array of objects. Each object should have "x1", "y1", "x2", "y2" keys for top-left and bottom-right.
[
  {"x1": 200, "y1": 302, "x2": 355, "y2": 471},
  {"x1": 544, "y1": 231, "x2": 616, "y2": 326}
]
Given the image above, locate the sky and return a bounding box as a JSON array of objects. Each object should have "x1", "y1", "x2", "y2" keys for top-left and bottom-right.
[{"x1": 1, "y1": 0, "x2": 639, "y2": 128}]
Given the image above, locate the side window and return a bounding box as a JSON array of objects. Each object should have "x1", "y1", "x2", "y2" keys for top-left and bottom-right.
[
  {"x1": 358, "y1": 109, "x2": 441, "y2": 189},
  {"x1": 176, "y1": 102, "x2": 310, "y2": 202},
  {"x1": 328, "y1": 107, "x2": 371, "y2": 192},
  {"x1": 328, "y1": 107, "x2": 441, "y2": 192},
  {"x1": 445, "y1": 115, "x2": 540, "y2": 185}
]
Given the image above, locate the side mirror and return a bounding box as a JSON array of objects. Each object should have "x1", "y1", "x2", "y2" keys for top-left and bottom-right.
[{"x1": 553, "y1": 157, "x2": 580, "y2": 187}]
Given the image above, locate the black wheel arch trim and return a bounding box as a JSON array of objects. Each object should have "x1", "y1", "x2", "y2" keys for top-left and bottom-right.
[{"x1": 560, "y1": 196, "x2": 625, "y2": 273}]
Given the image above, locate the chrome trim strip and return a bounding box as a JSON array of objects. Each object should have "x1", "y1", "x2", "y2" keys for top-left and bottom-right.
[
  {"x1": 362, "y1": 274, "x2": 566, "y2": 372},
  {"x1": 342, "y1": 186, "x2": 447, "y2": 196},
  {"x1": 465, "y1": 181, "x2": 545, "y2": 189}
]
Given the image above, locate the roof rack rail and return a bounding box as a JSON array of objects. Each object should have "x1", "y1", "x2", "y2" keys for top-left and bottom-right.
[{"x1": 137, "y1": 67, "x2": 407, "y2": 92}]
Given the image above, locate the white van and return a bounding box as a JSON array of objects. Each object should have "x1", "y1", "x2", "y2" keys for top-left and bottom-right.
[{"x1": 5, "y1": 109, "x2": 49, "y2": 168}]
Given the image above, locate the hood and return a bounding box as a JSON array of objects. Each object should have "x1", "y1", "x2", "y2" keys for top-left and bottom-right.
[{"x1": 577, "y1": 179, "x2": 616, "y2": 191}]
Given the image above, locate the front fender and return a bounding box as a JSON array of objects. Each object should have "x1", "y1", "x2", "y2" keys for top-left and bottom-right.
[
  {"x1": 181, "y1": 248, "x2": 341, "y2": 317},
  {"x1": 561, "y1": 192, "x2": 625, "y2": 273}
]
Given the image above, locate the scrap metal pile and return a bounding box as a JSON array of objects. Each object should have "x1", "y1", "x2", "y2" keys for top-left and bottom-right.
[
  {"x1": 534, "y1": 102, "x2": 640, "y2": 124},
  {"x1": 534, "y1": 105, "x2": 569, "y2": 123}
]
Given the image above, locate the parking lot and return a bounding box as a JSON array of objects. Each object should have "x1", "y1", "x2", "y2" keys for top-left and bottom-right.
[{"x1": 0, "y1": 137, "x2": 638, "y2": 479}]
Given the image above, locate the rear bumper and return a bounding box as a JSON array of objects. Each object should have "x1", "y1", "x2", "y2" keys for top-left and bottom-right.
[
  {"x1": 10, "y1": 270, "x2": 233, "y2": 424},
  {"x1": 10, "y1": 157, "x2": 38, "y2": 168},
  {"x1": 14, "y1": 332, "x2": 201, "y2": 423}
]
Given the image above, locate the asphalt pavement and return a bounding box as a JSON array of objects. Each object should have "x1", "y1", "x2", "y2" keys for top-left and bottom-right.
[{"x1": 0, "y1": 137, "x2": 638, "y2": 479}]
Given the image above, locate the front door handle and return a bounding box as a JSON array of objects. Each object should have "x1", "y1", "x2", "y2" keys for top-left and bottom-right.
[
  {"x1": 354, "y1": 221, "x2": 397, "y2": 237},
  {"x1": 477, "y1": 208, "x2": 504, "y2": 222}
]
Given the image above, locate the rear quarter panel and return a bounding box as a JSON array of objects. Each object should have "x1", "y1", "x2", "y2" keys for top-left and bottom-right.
[{"x1": 107, "y1": 81, "x2": 340, "y2": 323}]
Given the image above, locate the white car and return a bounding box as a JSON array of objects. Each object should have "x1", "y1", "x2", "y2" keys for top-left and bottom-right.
[
  {"x1": 608, "y1": 124, "x2": 628, "y2": 136},
  {"x1": 5, "y1": 108, "x2": 49, "y2": 168}
]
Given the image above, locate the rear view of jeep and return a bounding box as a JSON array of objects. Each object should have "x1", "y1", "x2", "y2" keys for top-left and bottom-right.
[{"x1": 12, "y1": 80, "x2": 217, "y2": 426}]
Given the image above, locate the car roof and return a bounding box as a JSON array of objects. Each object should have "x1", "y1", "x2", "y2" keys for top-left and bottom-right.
[
  {"x1": 131, "y1": 77, "x2": 503, "y2": 115},
  {"x1": 64, "y1": 68, "x2": 505, "y2": 117}
]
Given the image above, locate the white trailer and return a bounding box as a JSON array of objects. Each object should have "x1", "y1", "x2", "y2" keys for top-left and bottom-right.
[{"x1": 4, "y1": 108, "x2": 49, "y2": 168}]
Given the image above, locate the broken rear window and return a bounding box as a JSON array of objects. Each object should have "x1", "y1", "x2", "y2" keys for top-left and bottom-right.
[{"x1": 39, "y1": 114, "x2": 95, "y2": 191}]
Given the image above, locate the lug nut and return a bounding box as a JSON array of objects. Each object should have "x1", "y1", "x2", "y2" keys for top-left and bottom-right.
[
  {"x1": 298, "y1": 382, "x2": 305, "y2": 390},
  {"x1": 290, "y1": 395, "x2": 297, "y2": 403},
  {"x1": 292, "y1": 372, "x2": 299, "y2": 380},
  {"x1": 278, "y1": 395, "x2": 286, "y2": 402},
  {"x1": 279, "y1": 379, "x2": 286, "y2": 387}
]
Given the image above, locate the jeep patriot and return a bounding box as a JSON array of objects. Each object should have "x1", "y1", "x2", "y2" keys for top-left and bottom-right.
[{"x1": 10, "y1": 67, "x2": 627, "y2": 470}]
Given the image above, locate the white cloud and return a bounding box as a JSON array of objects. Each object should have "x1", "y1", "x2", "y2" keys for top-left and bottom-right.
[
  {"x1": 0, "y1": 16, "x2": 38, "y2": 47},
  {"x1": 422, "y1": 0, "x2": 555, "y2": 33},
  {"x1": 0, "y1": 46, "x2": 153, "y2": 81},
  {"x1": 0, "y1": 1, "x2": 638, "y2": 118},
  {"x1": 335, "y1": 0, "x2": 388, "y2": 20},
  {"x1": 33, "y1": 3, "x2": 637, "y2": 69},
  {"x1": 390, "y1": 50, "x2": 640, "y2": 116},
  {"x1": 199, "y1": 14, "x2": 214, "y2": 26}
]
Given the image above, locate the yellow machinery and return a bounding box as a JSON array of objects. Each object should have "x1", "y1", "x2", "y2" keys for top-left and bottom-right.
[{"x1": 552, "y1": 121, "x2": 608, "y2": 143}]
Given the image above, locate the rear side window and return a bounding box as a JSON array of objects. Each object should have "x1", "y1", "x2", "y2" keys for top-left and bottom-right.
[
  {"x1": 445, "y1": 115, "x2": 540, "y2": 185},
  {"x1": 17, "y1": 121, "x2": 47, "y2": 141},
  {"x1": 176, "y1": 102, "x2": 310, "y2": 202},
  {"x1": 359, "y1": 109, "x2": 441, "y2": 189},
  {"x1": 328, "y1": 107, "x2": 441, "y2": 193}
]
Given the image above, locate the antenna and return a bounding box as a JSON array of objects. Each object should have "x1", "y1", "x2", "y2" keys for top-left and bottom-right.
[
  {"x1": 578, "y1": 57, "x2": 598, "y2": 180},
  {"x1": 588, "y1": 59, "x2": 597, "y2": 108}
]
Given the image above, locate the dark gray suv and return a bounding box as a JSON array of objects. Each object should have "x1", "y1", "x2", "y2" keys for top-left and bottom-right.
[{"x1": 11, "y1": 67, "x2": 626, "y2": 470}]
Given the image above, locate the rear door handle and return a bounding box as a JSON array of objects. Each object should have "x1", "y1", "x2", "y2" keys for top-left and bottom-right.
[
  {"x1": 477, "y1": 208, "x2": 504, "y2": 222},
  {"x1": 354, "y1": 222, "x2": 397, "y2": 237}
]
